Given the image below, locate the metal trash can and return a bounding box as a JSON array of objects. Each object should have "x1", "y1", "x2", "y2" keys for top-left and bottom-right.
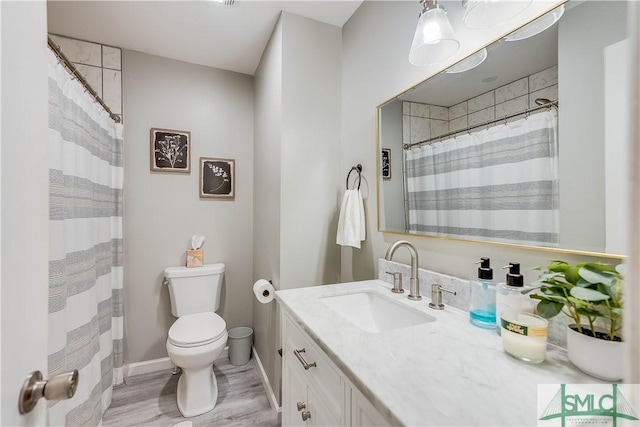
[{"x1": 228, "y1": 327, "x2": 253, "y2": 366}]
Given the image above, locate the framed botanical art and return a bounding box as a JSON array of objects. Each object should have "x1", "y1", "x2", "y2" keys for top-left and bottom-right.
[
  {"x1": 199, "y1": 157, "x2": 235, "y2": 199},
  {"x1": 150, "y1": 128, "x2": 191, "y2": 173},
  {"x1": 381, "y1": 148, "x2": 391, "y2": 179}
]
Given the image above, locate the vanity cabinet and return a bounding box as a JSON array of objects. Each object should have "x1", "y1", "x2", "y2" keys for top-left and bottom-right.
[{"x1": 282, "y1": 312, "x2": 388, "y2": 427}]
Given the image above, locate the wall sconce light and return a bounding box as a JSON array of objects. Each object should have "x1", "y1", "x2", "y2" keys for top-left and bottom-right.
[
  {"x1": 462, "y1": 0, "x2": 533, "y2": 29},
  {"x1": 504, "y1": 5, "x2": 565, "y2": 41},
  {"x1": 409, "y1": 0, "x2": 460, "y2": 66}
]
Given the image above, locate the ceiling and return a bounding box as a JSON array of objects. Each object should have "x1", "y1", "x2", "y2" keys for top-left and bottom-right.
[{"x1": 47, "y1": 0, "x2": 363, "y2": 76}]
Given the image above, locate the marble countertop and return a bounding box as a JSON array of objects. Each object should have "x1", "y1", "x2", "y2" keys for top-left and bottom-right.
[{"x1": 276, "y1": 279, "x2": 603, "y2": 427}]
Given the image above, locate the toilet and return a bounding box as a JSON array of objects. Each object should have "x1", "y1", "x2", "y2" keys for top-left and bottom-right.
[{"x1": 164, "y1": 263, "x2": 228, "y2": 417}]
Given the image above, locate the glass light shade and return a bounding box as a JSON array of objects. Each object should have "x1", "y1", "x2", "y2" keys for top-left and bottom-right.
[
  {"x1": 409, "y1": 7, "x2": 460, "y2": 66},
  {"x1": 445, "y1": 48, "x2": 487, "y2": 73},
  {"x1": 463, "y1": 0, "x2": 533, "y2": 30},
  {"x1": 505, "y1": 5, "x2": 565, "y2": 41}
]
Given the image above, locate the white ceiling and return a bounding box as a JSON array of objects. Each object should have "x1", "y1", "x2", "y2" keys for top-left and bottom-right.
[{"x1": 47, "y1": 0, "x2": 363, "y2": 76}]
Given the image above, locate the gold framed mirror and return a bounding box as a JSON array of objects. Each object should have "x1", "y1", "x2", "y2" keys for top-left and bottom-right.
[{"x1": 376, "y1": 0, "x2": 629, "y2": 259}]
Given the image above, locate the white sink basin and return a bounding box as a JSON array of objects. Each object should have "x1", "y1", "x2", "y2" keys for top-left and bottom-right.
[{"x1": 320, "y1": 291, "x2": 436, "y2": 333}]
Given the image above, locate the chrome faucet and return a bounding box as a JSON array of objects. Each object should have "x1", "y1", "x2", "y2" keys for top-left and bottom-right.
[{"x1": 384, "y1": 240, "x2": 421, "y2": 301}]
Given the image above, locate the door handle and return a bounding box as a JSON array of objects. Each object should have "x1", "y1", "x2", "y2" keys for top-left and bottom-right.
[{"x1": 19, "y1": 370, "x2": 79, "y2": 414}]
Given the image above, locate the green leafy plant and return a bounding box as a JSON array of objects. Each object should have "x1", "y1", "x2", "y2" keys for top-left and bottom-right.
[{"x1": 525, "y1": 260, "x2": 624, "y2": 341}]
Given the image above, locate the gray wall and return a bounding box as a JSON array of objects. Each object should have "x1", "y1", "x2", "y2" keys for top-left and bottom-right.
[
  {"x1": 253, "y1": 17, "x2": 283, "y2": 407},
  {"x1": 379, "y1": 100, "x2": 405, "y2": 231},
  {"x1": 558, "y1": 1, "x2": 627, "y2": 252},
  {"x1": 122, "y1": 50, "x2": 254, "y2": 364},
  {"x1": 340, "y1": 1, "x2": 615, "y2": 286},
  {"x1": 253, "y1": 12, "x2": 342, "y2": 405}
]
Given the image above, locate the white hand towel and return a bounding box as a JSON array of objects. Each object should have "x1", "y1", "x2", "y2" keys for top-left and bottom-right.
[{"x1": 337, "y1": 189, "x2": 366, "y2": 248}]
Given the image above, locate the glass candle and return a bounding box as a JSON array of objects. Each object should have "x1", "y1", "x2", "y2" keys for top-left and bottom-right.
[{"x1": 500, "y1": 311, "x2": 548, "y2": 363}]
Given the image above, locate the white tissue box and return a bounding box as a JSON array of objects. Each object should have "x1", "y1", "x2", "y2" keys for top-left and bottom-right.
[{"x1": 186, "y1": 249, "x2": 203, "y2": 268}]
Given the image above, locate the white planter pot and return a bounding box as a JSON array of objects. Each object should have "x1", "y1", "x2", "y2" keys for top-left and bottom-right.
[{"x1": 566, "y1": 324, "x2": 623, "y2": 381}]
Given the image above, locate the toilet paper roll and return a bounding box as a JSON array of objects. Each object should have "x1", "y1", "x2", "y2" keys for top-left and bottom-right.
[{"x1": 253, "y1": 279, "x2": 275, "y2": 304}]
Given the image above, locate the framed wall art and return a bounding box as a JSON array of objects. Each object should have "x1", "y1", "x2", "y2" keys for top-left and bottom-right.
[
  {"x1": 199, "y1": 157, "x2": 235, "y2": 199},
  {"x1": 381, "y1": 148, "x2": 391, "y2": 179},
  {"x1": 150, "y1": 128, "x2": 191, "y2": 173}
]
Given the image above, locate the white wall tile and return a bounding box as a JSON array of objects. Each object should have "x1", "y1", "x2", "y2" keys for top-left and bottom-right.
[
  {"x1": 495, "y1": 95, "x2": 528, "y2": 118},
  {"x1": 74, "y1": 64, "x2": 103, "y2": 96},
  {"x1": 449, "y1": 101, "x2": 467, "y2": 120},
  {"x1": 410, "y1": 116, "x2": 430, "y2": 143},
  {"x1": 449, "y1": 116, "x2": 468, "y2": 133},
  {"x1": 103, "y1": 69, "x2": 122, "y2": 114},
  {"x1": 495, "y1": 77, "x2": 528, "y2": 104},
  {"x1": 103, "y1": 46, "x2": 122, "y2": 70},
  {"x1": 430, "y1": 105, "x2": 449, "y2": 121},
  {"x1": 402, "y1": 115, "x2": 410, "y2": 144},
  {"x1": 51, "y1": 35, "x2": 101, "y2": 66},
  {"x1": 430, "y1": 119, "x2": 449, "y2": 138},
  {"x1": 468, "y1": 107, "x2": 495, "y2": 127},
  {"x1": 529, "y1": 65, "x2": 558, "y2": 92},
  {"x1": 410, "y1": 102, "x2": 429, "y2": 118},
  {"x1": 529, "y1": 84, "x2": 559, "y2": 108},
  {"x1": 467, "y1": 91, "x2": 495, "y2": 114},
  {"x1": 403, "y1": 102, "x2": 411, "y2": 115}
]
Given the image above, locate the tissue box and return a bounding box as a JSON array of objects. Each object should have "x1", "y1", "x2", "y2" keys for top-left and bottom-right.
[{"x1": 186, "y1": 249, "x2": 203, "y2": 268}]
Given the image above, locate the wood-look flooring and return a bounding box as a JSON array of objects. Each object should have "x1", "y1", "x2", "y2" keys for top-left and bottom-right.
[{"x1": 103, "y1": 357, "x2": 279, "y2": 427}]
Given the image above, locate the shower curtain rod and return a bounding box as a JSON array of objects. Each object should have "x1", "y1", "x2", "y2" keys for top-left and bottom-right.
[
  {"x1": 403, "y1": 100, "x2": 558, "y2": 150},
  {"x1": 47, "y1": 36, "x2": 121, "y2": 124}
]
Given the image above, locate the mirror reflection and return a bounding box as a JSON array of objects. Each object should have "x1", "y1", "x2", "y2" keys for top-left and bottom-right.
[{"x1": 377, "y1": 0, "x2": 630, "y2": 255}]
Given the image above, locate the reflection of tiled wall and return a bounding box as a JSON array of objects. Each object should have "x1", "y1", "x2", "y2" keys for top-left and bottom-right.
[
  {"x1": 50, "y1": 34, "x2": 123, "y2": 122},
  {"x1": 403, "y1": 65, "x2": 558, "y2": 146}
]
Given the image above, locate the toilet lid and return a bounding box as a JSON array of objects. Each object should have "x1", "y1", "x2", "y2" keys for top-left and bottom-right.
[{"x1": 168, "y1": 312, "x2": 227, "y2": 348}]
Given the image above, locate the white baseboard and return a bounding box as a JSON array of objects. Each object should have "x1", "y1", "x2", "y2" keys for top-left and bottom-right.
[
  {"x1": 252, "y1": 346, "x2": 282, "y2": 415},
  {"x1": 125, "y1": 347, "x2": 229, "y2": 378}
]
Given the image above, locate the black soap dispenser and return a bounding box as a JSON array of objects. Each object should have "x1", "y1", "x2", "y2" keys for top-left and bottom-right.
[{"x1": 496, "y1": 262, "x2": 532, "y2": 335}]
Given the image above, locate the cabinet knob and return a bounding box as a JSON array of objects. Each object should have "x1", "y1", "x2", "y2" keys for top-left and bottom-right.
[
  {"x1": 297, "y1": 401, "x2": 306, "y2": 411},
  {"x1": 301, "y1": 410, "x2": 312, "y2": 421}
]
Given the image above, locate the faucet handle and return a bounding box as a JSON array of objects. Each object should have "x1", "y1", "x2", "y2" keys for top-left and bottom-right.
[
  {"x1": 385, "y1": 272, "x2": 404, "y2": 294},
  {"x1": 428, "y1": 284, "x2": 457, "y2": 310}
]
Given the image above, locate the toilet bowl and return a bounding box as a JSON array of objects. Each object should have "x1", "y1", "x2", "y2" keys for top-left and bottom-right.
[{"x1": 166, "y1": 312, "x2": 228, "y2": 417}]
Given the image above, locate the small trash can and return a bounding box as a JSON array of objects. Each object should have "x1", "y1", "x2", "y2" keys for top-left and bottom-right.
[{"x1": 228, "y1": 327, "x2": 254, "y2": 366}]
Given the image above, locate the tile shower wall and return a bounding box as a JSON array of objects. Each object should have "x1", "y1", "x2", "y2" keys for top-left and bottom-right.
[
  {"x1": 50, "y1": 34, "x2": 123, "y2": 122},
  {"x1": 403, "y1": 65, "x2": 558, "y2": 145},
  {"x1": 378, "y1": 258, "x2": 571, "y2": 348}
]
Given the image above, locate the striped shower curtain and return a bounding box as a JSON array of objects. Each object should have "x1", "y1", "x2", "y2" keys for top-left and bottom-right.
[
  {"x1": 47, "y1": 49, "x2": 124, "y2": 426},
  {"x1": 405, "y1": 110, "x2": 559, "y2": 246}
]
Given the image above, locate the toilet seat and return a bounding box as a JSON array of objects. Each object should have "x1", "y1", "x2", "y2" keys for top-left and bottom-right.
[{"x1": 168, "y1": 312, "x2": 227, "y2": 348}]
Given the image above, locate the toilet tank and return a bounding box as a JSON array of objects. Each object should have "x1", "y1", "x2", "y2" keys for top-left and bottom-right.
[{"x1": 164, "y1": 263, "x2": 225, "y2": 317}]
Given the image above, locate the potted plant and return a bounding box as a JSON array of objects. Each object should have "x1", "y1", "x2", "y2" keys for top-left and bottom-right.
[{"x1": 525, "y1": 260, "x2": 624, "y2": 381}]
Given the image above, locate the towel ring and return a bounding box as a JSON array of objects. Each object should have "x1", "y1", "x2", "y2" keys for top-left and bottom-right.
[{"x1": 346, "y1": 164, "x2": 362, "y2": 190}]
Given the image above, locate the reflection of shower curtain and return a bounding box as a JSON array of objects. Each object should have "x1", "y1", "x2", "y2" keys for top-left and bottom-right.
[
  {"x1": 47, "y1": 49, "x2": 124, "y2": 425},
  {"x1": 405, "y1": 110, "x2": 559, "y2": 246}
]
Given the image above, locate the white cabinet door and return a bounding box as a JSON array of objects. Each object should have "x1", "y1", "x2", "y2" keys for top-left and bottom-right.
[
  {"x1": 308, "y1": 384, "x2": 341, "y2": 427},
  {"x1": 351, "y1": 388, "x2": 389, "y2": 427},
  {"x1": 283, "y1": 354, "x2": 310, "y2": 427}
]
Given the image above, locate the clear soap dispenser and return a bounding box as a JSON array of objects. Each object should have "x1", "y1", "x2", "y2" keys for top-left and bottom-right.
[
  {"x1": 469, "y1": 257, "x2": 496, "y2": 329},
  {"x1": 496, "y1": 262, "x2": 534, "y2": 335}
]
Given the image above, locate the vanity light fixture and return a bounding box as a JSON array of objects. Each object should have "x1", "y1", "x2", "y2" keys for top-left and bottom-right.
[
  {"x1": 504, "y1": 5, "x2": 565, "y2": 42},
  {"x1": 445, "y1": 48, "x2": 487, "y2": 73},
  {"x1": 409, "y1": 0, "x2": 460, "y2": 66},
  {"x1": 462, "y1": 0, "x2": 532, "y2": 29}
]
